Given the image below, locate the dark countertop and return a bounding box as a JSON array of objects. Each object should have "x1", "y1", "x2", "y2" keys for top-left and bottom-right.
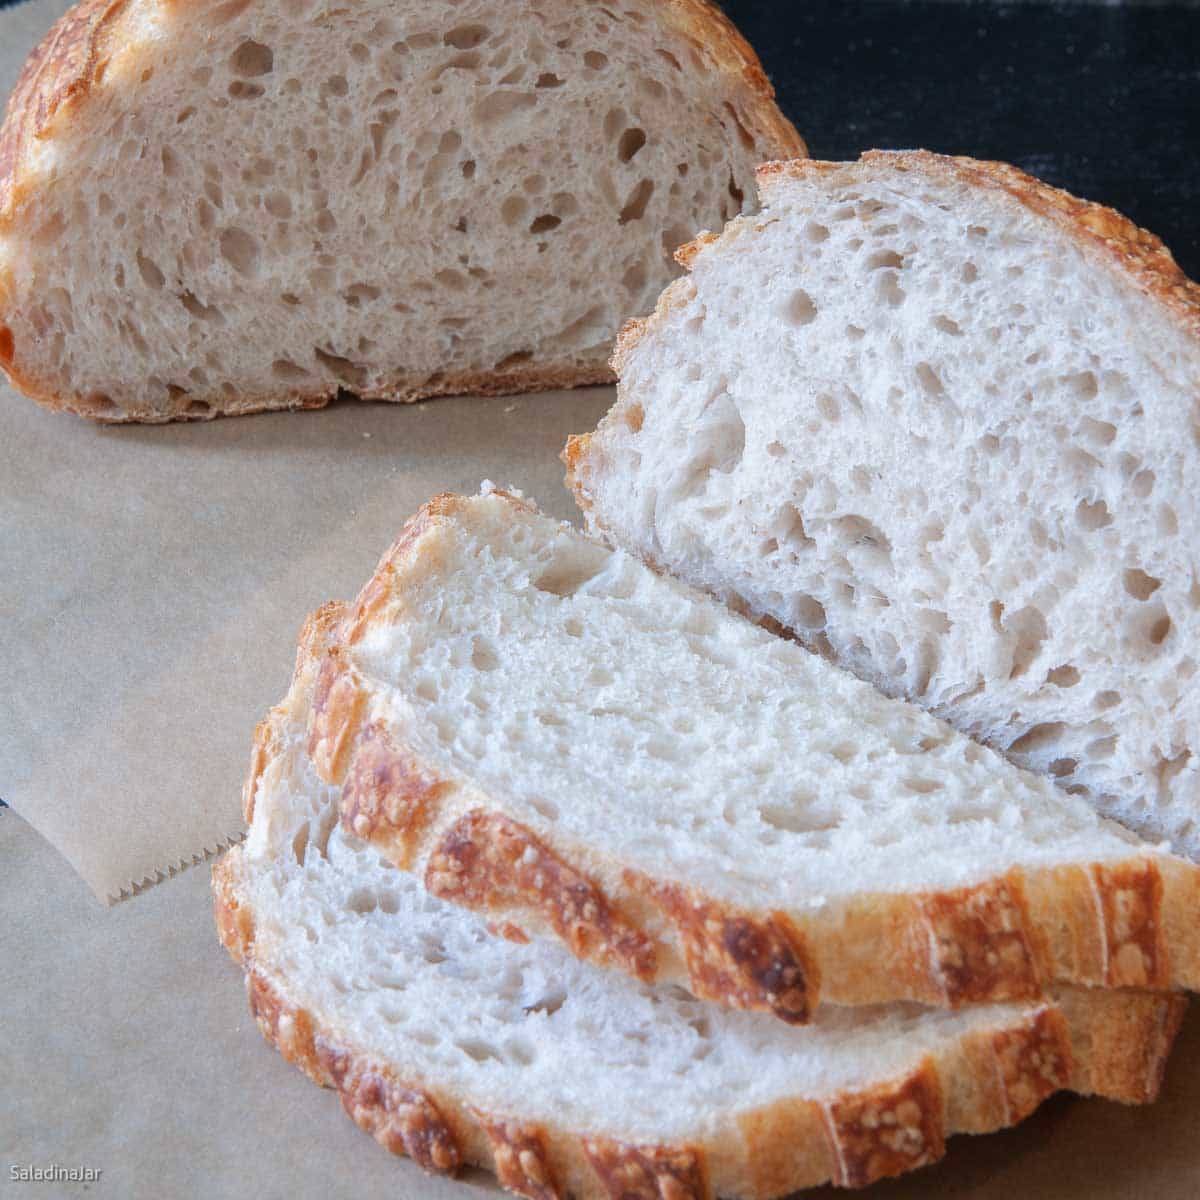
[{"x1": 721, "y1": 0, "x2": 1200, "y2": 278}]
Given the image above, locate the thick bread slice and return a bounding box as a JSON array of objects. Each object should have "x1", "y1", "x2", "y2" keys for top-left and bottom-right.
[
  {"x1": 268, "y1": 489, "x2": 1200, "y2": 1020},
  {"x1": 565, "y1": 149, "x2": 1200, "y2": 859},
  {"x1": 214, "y1": 602, "x2": 1186, "y2": 1199},
  {"x1": 0, "y1": 0, "x2": 802, "y2": 422}
]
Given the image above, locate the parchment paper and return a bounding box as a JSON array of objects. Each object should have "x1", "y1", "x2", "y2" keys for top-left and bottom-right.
[{"x1": 0, "y1": 377, "x2": 612, "y2": 899}]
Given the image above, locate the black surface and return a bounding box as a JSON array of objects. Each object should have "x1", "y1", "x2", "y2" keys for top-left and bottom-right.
[{"x1": 720, "y1": 0, "x2": 1200, "y2": 278}]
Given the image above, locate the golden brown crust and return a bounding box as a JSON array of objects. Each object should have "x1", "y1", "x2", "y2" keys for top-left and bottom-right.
[
  {"x1": 306, "y1": 654, "x2": 367, "y2": 782},
  {"x1": 318, "y1": 1041, "x2": 462, "y2": 1174},
  {"x1": 919, "y1": 874, "x2": 1044, "y2": 1004},
  {"x1": 821, "y1": 1060, "x2": 945, "y2": 1188},
  {"x1": 987, "y1": 1007, "x2": 1072, "y2": 1123},
  {"x1": 339, "y1": 722, "x2": 449, "y2": 869},
  {"x1": 630, "y1": 875, "x2": 815, "y2": 1023},
  {"x1": 473, "y1": 1114, "x2": 562, "y2": 1200},
  {"x1": 0, "y1": 0, "x2": 130, "y2": 220},
  {"x1": 426, "y1": 809, "x2": 658, "y2": 983},
  {"x1": 1092, "y1": 859, "x2": 1169, "y2": 988},
  {"x1": 581, "y1": 1136, "x2": 707, "y2": 1200}
]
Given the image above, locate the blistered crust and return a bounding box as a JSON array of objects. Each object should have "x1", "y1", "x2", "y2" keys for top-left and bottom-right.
[
  {"x1": 426, "y1": 810, "x2": 658, "y2": 982},
  {"x1": 822, "y1": 1061, "x2": 944, "y2": 1188},
  {"x1": 474, "y1": 1113, "x2": 561, "y2": 1200},
  {"x1": 0, "y1": 0, "x2": 131, "y2": 220},
  {"x1": 582, "y1": 1137, "x2": 706, "y2": 1200},
  {"x1": 920, "y1": 874, "x2": 1044, "y2": 1003},
  {"x1": 339, "y1": 722, "x2": 449, "y2": 869},
  {"x1": 988, "y1": 1007, "x2": 1072, "y2": 1122},
  {"x1": 632, "y1": 876, "x2": 815, "y2": 1023},
  {"x1": 1092, "y1": 859, "x2": 1168, "y2": 987}
]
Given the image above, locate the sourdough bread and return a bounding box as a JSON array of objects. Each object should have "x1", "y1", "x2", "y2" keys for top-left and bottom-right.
[
  {"x1": 214, "y1": 602, "x2": 1186, "y2": 1199},
  {"x1": 265, "y1": 489, "x2": 1200, "y2": 1020},
  {"x1": 0, "y1": 0, "x2": 802, "y2": 421},
  {"x1": 566, "y1": 150, "x2": 1200, "y2": 859}
]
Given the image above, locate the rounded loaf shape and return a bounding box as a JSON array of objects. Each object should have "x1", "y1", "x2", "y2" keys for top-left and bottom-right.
[
  {"x1": 567, "y1": 150, "x2": 1200, "y2": 859},
  {"x1": 0, "y1": 0, "x2": 802, "y2": 421}
]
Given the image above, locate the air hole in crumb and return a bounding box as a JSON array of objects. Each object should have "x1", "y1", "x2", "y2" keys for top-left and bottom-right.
[
  {"x1": 529, "y1": 214, "x2": 561, "y2": 234},
  {"x1": 219, "y1": 227, "x2": 260, "y2": 276},
  {"x1": 532, "y1": 544, "x2": 609, "y2": 597},
  {"x1": 758, "y1": 803, "x2": 838, "y2": 835},
  {"x1": 313, "y1": 347, "x2": 366, "y2": 388},
  {"x1": 915, "y1": 362, "x2": 943, "y2": 397},
  {"x1": 584, "y1": 50, "x2": 609, "y2": 69},
  {"x1": 619, "y1": 179, "x2": 654, "y2": 224},
  {"x1": 272, "y1": 359, "x2": 311, "y2": 382},
  {"x1": 475, "y1": 91, "x2": 536, "y2": 122},
  {"x1": 618, "y1": 127, "x2": 646, "y2": 163},
  {"x1": 136, "y1": 251, "x2": 165, "y2": 289},
  {"x1": 471, "y1": 636, "x2": 500, "y2": 672},
  {"x1": 444, "y1": 23, "x2": 490, "y2": 49},
  {"x1": 866, "y1": 249, "x2": 903, "y2": 270},
  {"x1": 230, "y1": 39, "x2": 274, "y2": 77},
  {"x1": 1078, "y1": 416, "x2": 1116, "y2": 446},
  {"x1": 1046, "y1": 664, "x2": 1080, "y2": 688},
  {"x1": 784, "y1": 288, "x2": 817, "y2": 326},
  {"x1": 805, "y1": 222, "x2": 829, "y2": 243},
  {"x1": 1123, "y1": 568, "x2": 1162, "y2": 601},
  {"x1": 794, "y1": 593, "x2": 826, "y2": 631},
  {"x1": 1131, "y1": 469, "x2": 1155, "y2": 498},
  {"x1": 1009, "y1": 722, "x2": 1067, "y2": 756},
  {"x1": 1065, "y1": 371, "x2": 1098, "y2": 401},
  {"x1": 535, "y1": 72, "x2": 564, "y2": 88},
  {"x1": 1075, "y1": 498, "x2": 1112, "y2": 530},
  {"x1": 933, "y1": 315, "x2": 962, "y2": 336},
  {"x1": 878, "y1": 271, "x2": 905, "y2": 307}
]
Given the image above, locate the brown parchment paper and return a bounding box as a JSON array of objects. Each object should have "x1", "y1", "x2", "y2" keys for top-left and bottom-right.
[
  {"x1": 2, "y1": 806, "x2": 1199, "y2": 1199},
  {"x1": 0, "y1": 376, "x2": 612, "y2": 900}
]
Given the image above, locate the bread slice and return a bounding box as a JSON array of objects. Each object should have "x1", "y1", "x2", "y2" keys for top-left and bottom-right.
[
  {"x1": 565, "y1": 150, "x2": 1200, "y2": 861},
  {"x1": 0, "y1": 0, "x2": 802, "y2": 422},
  {"x1": 266, "y1": 487, "x2": 1200, "y2": 1022},
  {"x1": 214, "y1": 602, "x2": 1186, "y2": 1199}
]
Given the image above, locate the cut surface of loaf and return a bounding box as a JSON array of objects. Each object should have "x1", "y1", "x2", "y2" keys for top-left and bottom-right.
[
  {"x1": 278, "y1": 489, "x2": 1200, "y2": 1020},
  {"x1": 565, "y1": 150, "x2": 1200, "y2": 859},
  {"x1": 0, "y1": 0, "x2": 801, "y2": 422},
  {"x1": 214, "y1": 605, "x2": 1186, "y2": 1199}
]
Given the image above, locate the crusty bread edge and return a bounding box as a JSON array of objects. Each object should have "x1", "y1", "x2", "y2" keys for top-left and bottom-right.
[
  {"x1": 268, "y1": 492, "x2": 1200, "y2": 1021},
  {"x1": 0, "y1": 0, "x2": 804, "y2": 422},
  {"x1": 214, "y1": 592, "x2": 1186, "y2": 1199}
]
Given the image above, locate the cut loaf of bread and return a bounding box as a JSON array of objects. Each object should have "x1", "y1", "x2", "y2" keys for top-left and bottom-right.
[
  {"x1": 214, "y1": 602, "x2": 1187, "y2": 1199},
  {"x1": 0, "y1": 0, "x2": 801, "y2": 422},
  {"x1": 565, "y1": 150, "x2": 1200, "y2": 860},
  {"x1": 270, "y1": 488, "x2": 1200, "y2": 1021}
]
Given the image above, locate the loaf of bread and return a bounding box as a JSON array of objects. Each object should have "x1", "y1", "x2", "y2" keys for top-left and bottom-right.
[
  {"x1": 567, "y1": 150, "x2": 1200, "y2": 859},
  {"x1": 253, "y1": 487, "x2": 1200, "y2": 1021},
  {"x1": 0, "y1": 0, "x2": 801, "y2": 421},
  {"x1": 213, "y1": 599, "x2": 1186, "y2": 1199}
]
